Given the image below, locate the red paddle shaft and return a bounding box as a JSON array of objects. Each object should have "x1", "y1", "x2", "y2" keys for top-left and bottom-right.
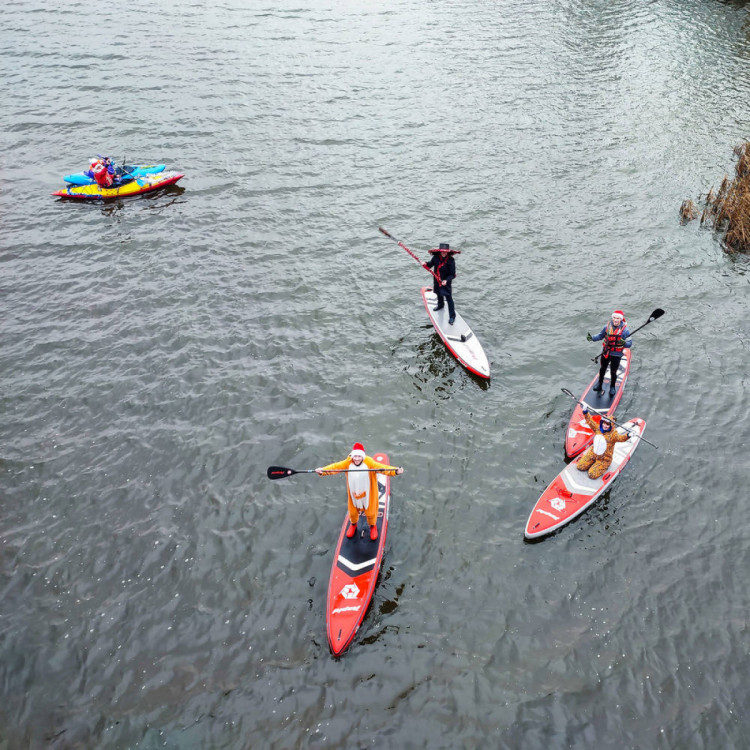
[{"x1": 378, "y1": 227, "x2": 441, "y2": 283}]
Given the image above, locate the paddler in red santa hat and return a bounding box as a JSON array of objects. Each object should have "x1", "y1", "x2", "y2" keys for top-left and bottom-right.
[
  {"x1": 316, "y1": 444, "x2": 404, "y2": 540},
  {"x1": 575, "y1": 407, "x2": 630, "y2": 479},
  {"x1": 586, "y1": 309, "x2": 632, "y2": 396}
]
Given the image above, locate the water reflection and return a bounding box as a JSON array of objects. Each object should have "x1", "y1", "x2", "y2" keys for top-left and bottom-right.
[{"x1": 410, "y1": 327, "x2": 491, "y2": 394}]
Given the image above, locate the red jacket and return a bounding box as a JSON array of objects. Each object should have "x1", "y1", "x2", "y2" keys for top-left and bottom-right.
[{"x1": 93, "y1": 163, "x2": 114, "y2": 187}]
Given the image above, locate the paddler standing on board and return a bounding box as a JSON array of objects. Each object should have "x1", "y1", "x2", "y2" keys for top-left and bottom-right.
[
  {"x1": 316, "y1": 443, "x2": 404, "y2": 541},
  {"x1": 587, "y1": 309, "x2": 632, "y2": 396},
  {"x1": 575, "y1": 408, "x2": 630, "y2": 479},
  {"x1": 423, "y1": 243, "x2": 459, "y2": 326}
]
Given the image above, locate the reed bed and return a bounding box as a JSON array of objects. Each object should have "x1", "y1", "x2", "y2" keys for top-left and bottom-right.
[{"x1": 683, "y1": 141, "x2": 750, "y2": 253}]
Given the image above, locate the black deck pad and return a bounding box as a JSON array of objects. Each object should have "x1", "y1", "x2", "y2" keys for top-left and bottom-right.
[
  {"x1": 335, "y1": 481, "x2": 386, "y2": 575},
  {"x1": 581, "y1": 363, "x2": 626, "y2": 410}
]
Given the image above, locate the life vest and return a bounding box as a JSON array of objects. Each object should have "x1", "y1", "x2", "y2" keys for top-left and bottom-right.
[
  {"x1": 92, "y1": 162, "x2": 114, "y2": 187},
  {"x1": 603, "y1": 321, "x2": 626, "y2": 356}
]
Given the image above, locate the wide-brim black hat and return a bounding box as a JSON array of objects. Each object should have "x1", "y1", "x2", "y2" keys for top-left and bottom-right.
[{"x1": 429, "y1": 243, "x2": 461, "y2": 254}]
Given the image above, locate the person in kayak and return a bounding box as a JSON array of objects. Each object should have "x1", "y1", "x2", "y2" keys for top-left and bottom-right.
[
  {"x1": 575, "y1": 407, "x2": 630, "y2": 479},
  {"x1": 83, "y1": 157, "x2": 102, "y2": 180},
  {"x1": 92, "y1": 159, "x2": 116, "y2": 188},
  {"x1": 424, "y1": 243, "x2": 459, "y2": 325},
  {"x1": 316, "y1": 443, "x2": 404, "y2": 541},
  {"x1": 86, "y1": 156, "x2": 123, "y2": 188},
  {"x1": 587, "y1": 309, "x2": 631, "y2": 396}
]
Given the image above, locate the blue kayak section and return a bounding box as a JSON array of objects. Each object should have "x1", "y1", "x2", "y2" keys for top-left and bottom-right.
[{"x1": 63, "y1": 164, "x2": 166, "y2": 185}]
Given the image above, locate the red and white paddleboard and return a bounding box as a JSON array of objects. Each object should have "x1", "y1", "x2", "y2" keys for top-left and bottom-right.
[
  {"x1": 525, "y1": 418, "x2": 646, "y2": 540},
  {"x1": 565, "y1": 350, "x2": 631, "y2": 458},
  {"x1": 326, "y1": 452, "x2": 391, "y2": 656},
  {"x1": 420, "y1": 287, "x2": 490, "y2": 379}
]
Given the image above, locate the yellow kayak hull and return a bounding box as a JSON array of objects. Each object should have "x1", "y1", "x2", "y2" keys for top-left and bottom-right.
[{"x1": 53, "y1": 172, "x2": 183, "y2": 200}]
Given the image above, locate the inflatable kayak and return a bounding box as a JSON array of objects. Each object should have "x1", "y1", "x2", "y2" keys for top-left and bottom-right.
[
  {"x1": 525, "y1": 417, "x2": 646, "y2": 540},
  {"x1": 565, "y1": 350, "x2": 631, "y2": 458},
  {"x1": 63, "y1": 164, "x2": 166, "y2": 185},
  {"x1": 326, "y1": 451, "x2": 391, "y2": 656},
  {"x1": 421, "y1": 287, "x2": 490, "y2": 379},
  {"x1": 52, "y1": 171, "x2": 183, "y2": 201}
]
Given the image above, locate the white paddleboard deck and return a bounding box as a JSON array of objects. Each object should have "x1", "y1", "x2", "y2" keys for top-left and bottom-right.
[{"x1": 421, "y1": 287, "x2": 490, "y2": 379}]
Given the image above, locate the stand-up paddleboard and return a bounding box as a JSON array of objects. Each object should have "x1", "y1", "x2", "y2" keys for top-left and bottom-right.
[
  {"x1": 64, "y1": 164, "x2": 167, "y2": 185},
  {"x1": 565, "y1": 350, "x2": 631, "y2": 458},
  {"x1": 525, "y1": 418, "x2": 646, "y2": 539},
  {"x1": 52, "y1": 172, "x2": 183, "y2": 201},
  {"x1": 326, "y1": 452, "x2": 391, "y2": 656},
  {"x1": 421, "y1": 287, "x2": 490, "y2": 379}
]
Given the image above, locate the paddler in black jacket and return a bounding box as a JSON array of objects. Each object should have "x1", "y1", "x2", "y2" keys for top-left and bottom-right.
[
  {"x1": 587, "y1": 309, "x2": 632, "y2": 396},
  {"x1": 423, "y1": 243, "x2": 458, "y2": 325}
]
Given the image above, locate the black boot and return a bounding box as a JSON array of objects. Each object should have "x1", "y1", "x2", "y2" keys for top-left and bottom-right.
[
  {"x1": 592, "y1": 382, "x2": 603, "y2": 392},
  {"x1": 433, "y1": 305, "x2": 444, "y2": 312},
  {"x1": 609, "y1": 384, "x2": 616, "y2": 396}
]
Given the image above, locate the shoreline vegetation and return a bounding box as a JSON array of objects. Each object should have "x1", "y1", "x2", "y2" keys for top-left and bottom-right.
[{"x1": 681, "y1": 141, "x2": 750, "y2": 253}]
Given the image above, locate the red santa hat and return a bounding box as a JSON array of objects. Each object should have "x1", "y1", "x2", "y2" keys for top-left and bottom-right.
[
  {"x1": 350, "y1": 442, "x2": 366, "y2": 459},
  {"x1": 612, "y1": 310, "x2": 625, "y2": 320}
]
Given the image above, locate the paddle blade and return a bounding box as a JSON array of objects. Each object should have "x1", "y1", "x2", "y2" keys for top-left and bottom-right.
[
  {"x1": 378, "y1": 226, "x2": 393, "y2": 239},
  {"x1": 650, "y1": 308, "x2": 665, "y2": 320},
  {"x1": 267, "y1": 466, "x2": 295, "y2": 480}
]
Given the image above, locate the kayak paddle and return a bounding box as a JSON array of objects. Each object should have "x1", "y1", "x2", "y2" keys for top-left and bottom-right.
[{"x1": 561, "y1": 388, "x2": 658, "y2": 448}]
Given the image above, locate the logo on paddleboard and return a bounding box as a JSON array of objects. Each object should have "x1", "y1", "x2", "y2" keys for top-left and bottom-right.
[
  {"x1": 340, "y1": 583, "x2": 360, "y2": 600},
  {"x1": 550, "y1": 497, "x2": 566, "y2": 512}
]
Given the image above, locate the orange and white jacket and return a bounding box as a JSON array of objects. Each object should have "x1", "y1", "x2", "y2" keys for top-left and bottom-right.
[{"x1": 319, "y1": 455, "x2": 399, "y2": 523}]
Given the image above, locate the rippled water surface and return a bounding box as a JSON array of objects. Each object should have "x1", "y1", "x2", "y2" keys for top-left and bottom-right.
[{"x1": 3, "y1": 0, "x2": 750, "y2": 747}]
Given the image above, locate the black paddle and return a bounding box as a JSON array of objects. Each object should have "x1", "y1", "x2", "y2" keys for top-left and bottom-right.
[
  {"x1": 119, "y1": 165, "x2": 136, "y2": 184},
  {"x1": 561, "y1": 388, "x2": 658, "y2": 448},
  {"x1": 591, "y1": 308, "x2": 665, "y2": 363},
  {"x1": 267, "y1": 465, "x2": 390, "y2": 480}
]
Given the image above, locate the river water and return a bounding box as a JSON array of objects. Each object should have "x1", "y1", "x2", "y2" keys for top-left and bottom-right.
[{"x1": 2, "y1": 0, "x2": 750, "y2": 748}]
